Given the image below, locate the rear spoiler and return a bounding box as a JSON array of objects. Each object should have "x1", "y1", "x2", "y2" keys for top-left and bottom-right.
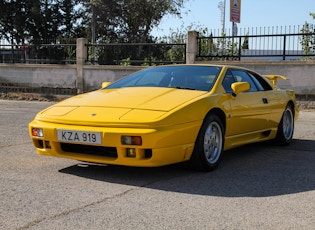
[{"x1": 263, "y1": 75, "x2": 287, "y2": 88}]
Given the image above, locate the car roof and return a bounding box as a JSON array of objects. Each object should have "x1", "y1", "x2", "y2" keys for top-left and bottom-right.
[{"x1": 151, "y1": 64, "x2": 251, "y2": 71}]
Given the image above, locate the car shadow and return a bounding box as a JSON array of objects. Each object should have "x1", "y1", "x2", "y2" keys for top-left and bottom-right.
[{"x1": 59, "y1": 139, "x2": 315, "y2": 198}]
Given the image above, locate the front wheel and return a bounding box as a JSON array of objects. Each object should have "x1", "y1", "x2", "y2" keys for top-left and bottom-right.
[
  {"x1": 275, "y1": 104, "x2": 294, "y2": 145},
  {"x1": 189, "y1": 114, "x2": 224, "y2": 171}
]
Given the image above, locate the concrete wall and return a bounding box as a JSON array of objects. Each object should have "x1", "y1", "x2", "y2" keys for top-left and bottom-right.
[
  {"x1": 0, "y1": 63, "x2": 142, "y2": 92},
  {"x1": 82, "y1": 65, "x2": 142, "y2": 91},
  {"x1": 0, "y1": 64, "x2": 77, "y2": 88},
  {"x1": 0, "y1": 61, "x2": 315, "y2": 95}
]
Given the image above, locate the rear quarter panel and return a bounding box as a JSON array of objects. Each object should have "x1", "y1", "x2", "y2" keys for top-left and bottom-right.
[{"x1": 266, "y1": 89, "x2": 298, "y2": 128}]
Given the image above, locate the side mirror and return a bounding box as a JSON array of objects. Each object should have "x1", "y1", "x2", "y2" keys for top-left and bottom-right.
[
  {"x1": 231, "y1": 82, "x2": 250, "y2": 95},
  {"x1": 101, "y1": 82, "x2": 111, "y2": 88}
]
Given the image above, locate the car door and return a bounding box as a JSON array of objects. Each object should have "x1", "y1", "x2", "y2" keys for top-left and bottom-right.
[
  {"x1": 223, "y1": 69, "x2": 271, "y2": 137},
  {"x1": 248, "y1": 71, "x2": 285, "y2": 130}
]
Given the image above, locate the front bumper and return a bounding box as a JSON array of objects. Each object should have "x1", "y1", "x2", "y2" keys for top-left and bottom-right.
[{"x1": 29, "y1": 120, "x2": 201, "y2": 167}]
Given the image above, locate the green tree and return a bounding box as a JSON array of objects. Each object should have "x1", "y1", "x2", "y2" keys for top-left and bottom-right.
[
  {"x1": 0, "y1": 0, "x2": 84, "y2": 44},
  {"x1": 300, "y1": 13, "x2": 315, "y2": 59},
  {"x1": 78, "y1": 0, "x2": 188, "y2": 64},
  {"x1": 80, "y1": 0, "x2": 187, "y2": 43},
  {"x1": 59, "y1": 0, "x2": 85, "y2": 39},
  {"x1": 0, "y1": 0, "x2": 33, "y2": 43},
  {"x1": 157, "y1": 24, "x2": 187, "y2": 63}
]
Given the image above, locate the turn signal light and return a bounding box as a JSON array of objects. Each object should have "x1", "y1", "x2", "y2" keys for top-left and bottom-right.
[
  {"x1": 32, "y1": 128, "x2": 44, "y2": 137},
  {"x1": 121, "y1": 136, "x2": 142, "y2": 145}
]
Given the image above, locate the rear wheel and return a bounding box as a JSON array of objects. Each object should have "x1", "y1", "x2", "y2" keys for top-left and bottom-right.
[
  {"x1": 275, "y1": 104, "x2": 294, "y2": 145},
  {"x1": 189, "y1": 114, "x2": 224, "y2": 171}
]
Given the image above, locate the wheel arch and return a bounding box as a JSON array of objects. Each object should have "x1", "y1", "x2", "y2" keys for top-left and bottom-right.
[
  {"x1": 205, "y1": 108, "x2": 226, "y2": 132},
  {"x1": 287, "y1": 100, "x2": 295, "y2": 117},
  {"x1": 275, "y1": 100, "x2": 295, "y2": 145},
  {"x1": 189, "y1": 107, "x2": 226, "y2": 171}
]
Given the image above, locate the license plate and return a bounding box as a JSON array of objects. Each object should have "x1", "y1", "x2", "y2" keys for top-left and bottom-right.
[{"x1": 57, "y1": 129, "x2": 102, "y2": 145}]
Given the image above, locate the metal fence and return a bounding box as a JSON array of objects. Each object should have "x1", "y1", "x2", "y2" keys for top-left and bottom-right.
[
  {"x1": 85, "y1": 43, "x2": 186, "y2": 66},
  {"x1": 0, "y1": 41, "x2": 186, "y2": 66},
  {"x1": 1, "y1": 25, "x2": 315, "y2": 64},
  {"x1": 198, "y1": 25, "x2": 315, "y2": 61},
  {"x1": 197, "y1": 33, "x2": 314, "y2": 61},
  {"x1": 0, "y1": 39, "x2": 76, "y2": 64}
]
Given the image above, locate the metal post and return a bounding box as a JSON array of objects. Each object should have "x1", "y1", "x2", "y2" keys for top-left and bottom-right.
[
  {"x1": 283, "y1": 35, "x2": 286, "y2": 60},
  {"x1": 238, "y1": 36, "x2": 242, "y2": 60}
]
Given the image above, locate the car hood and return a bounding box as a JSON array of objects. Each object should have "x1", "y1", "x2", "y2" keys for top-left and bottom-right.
[{"x1": 36, "y1": 87, "x2": 207, "y2": 125}]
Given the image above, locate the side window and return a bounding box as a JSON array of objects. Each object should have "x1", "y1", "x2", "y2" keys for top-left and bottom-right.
[
  {"x1": 231, "y1": 70, "x2": 258, "y2": 92},
  {"x1": 249, "y1": 72, "x2": 273, "y2": 91},
  {"x1": 222, "y1": 70, "x2": 236, "y2": 93}
]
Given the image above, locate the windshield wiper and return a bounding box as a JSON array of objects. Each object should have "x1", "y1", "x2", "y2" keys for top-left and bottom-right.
[{"x1": 174, "y1": 86, "x2": 196, "y2": 90}]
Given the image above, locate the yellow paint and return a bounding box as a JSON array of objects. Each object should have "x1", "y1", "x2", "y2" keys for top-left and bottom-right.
[{"x1": 29, "y1": 65, "x2": 298, "y2": 167}]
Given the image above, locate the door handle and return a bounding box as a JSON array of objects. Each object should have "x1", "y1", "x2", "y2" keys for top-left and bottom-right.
[{"x1": 262, "y1": 98, "x2": 268, "y2": 104}]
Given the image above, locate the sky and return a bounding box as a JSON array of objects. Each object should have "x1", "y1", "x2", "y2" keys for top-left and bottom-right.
[{"x1": 151, "y1": 0, "x2": 313, "y2": 37}]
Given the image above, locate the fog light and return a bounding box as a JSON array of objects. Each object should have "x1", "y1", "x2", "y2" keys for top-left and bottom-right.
[
  {"x1": 45, "y1": 141, "x2": 51, "y2": 149},
  {"x1": 32, "y1": 128, "x2": 44, "y2": 137},
  {"x1": 121, "y1": 136, "x2": 142, "y2": 145},
  {"x1": 127, "y1": 148, "x2": 136, "y2": 158}
]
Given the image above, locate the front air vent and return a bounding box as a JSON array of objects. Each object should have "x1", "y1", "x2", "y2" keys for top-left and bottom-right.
[{"x1": 60, "y1": 143, "x2": 118, "y2": 158}]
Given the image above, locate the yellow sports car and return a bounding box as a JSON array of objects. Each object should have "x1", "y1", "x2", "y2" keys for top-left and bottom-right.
[{"x1": 29, "y1": 64, "x2": 298, "y2": 171}]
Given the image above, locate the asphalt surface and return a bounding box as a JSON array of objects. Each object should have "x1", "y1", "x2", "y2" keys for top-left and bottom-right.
[{"x1": 0, "y1": 100, "x2": 314, "y2": 230}]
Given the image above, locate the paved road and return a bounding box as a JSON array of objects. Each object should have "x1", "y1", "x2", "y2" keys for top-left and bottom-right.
[{"x1": 0, "y1": 100, "x2": 314, "y2": 230}]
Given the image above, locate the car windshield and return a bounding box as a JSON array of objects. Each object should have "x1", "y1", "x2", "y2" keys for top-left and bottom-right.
[{"x1": 105, "y1": 66, "x2": 222, "y2": 91}]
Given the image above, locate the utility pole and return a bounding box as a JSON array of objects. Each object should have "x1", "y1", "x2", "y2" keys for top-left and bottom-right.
[{"x1": 218, "y1": 0, "x2": 226, "y2": 34}]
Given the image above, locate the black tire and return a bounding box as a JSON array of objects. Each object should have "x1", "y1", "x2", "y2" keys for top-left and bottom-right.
[
  {"x1": 275, "y1": 104, "x2": 294, "y2": 145},
  {"x1": 189, "y1": 113, "x2": 224, "y2": 171}
]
